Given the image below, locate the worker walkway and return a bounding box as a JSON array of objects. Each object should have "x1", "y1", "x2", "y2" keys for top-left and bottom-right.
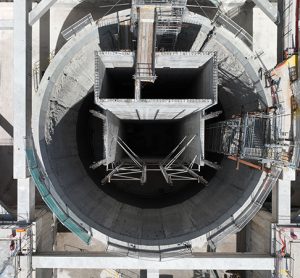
[{"x1": 134, "y1": 6, "x2": 156, "y2": 82}]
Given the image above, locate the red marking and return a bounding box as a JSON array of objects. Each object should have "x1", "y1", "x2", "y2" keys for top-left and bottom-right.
[{"x1": 279, "y1": 230, "x2": 287, "y2": 257}]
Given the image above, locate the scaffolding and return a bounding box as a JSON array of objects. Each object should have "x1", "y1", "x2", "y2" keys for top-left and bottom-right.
[
  {"x1": 206, "y1": 112, "x2": 293, "y2": 167},
  {"x1": 131, "y1": 0, "x2": 187, "y2": 83},
  {"x1": 155, "y1": 0, "x2": 187, "y2": 49},
  {"x1": 0, "y1": 226, "x2": 34, "y2": 278}
]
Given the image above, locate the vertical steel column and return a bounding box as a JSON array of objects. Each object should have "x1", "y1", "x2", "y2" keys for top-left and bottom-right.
[
  {"x1": 272, "y1": 179, "x2": 291, "y2": 224},
  {"x1": 14, "y1": 0, "x2": 35, "y2": 223}
]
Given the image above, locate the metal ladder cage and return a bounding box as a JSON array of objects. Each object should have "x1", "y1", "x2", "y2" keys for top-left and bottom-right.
[
  {"x1": 240, "y1": 113, "x2": 292, "y2": 164},
  {"x1": 205, "y1": 118, "x2": 241, "y2": 155},
  {"x1": 240, "y1": 114, "x2": 271, "y2": 160}
]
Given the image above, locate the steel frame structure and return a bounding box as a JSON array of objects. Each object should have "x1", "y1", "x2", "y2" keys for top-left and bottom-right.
[
  {"x1": 100, "y1": 135, "x2": 208, "y2": 186},
  {"x1": 206, "y1": 112, "x2": 293, "y2": 167},
  {"x1": 101, "y1": 137, "x2": 147, "y2": 185}
]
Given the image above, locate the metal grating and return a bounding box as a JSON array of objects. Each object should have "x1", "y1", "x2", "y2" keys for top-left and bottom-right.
[{"x1": 206, "y1": 118, "x2": 241, "y2": 155}]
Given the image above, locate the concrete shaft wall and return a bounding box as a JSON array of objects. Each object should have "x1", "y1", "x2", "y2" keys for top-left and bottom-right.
[{"x1": 31, "y1": 9, "x2": 269, "y2": 246}]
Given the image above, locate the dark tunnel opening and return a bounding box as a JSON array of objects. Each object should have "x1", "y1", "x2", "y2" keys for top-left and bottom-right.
[
  {"x1": 76, "y1": 92, "x2": 224, "y2": 209},
  {"x1": 121, "y1": 120, "x2": 180, "y2": 158}
]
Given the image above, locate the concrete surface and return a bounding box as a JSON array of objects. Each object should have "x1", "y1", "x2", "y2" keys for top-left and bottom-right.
[
  {"x1": 31, "y1": 252, "x2": 275, "y2": 270},
  {"x1": 253, "y1": 6, "x2": 277, "y2": 70},
  {"x1": 291, "y1": 242, "x2": 300, "y2": 278}
]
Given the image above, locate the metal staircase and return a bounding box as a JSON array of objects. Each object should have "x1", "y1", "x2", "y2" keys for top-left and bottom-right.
[{"x1": 206, "y1": 112, "x2": 293, "y2": 167}]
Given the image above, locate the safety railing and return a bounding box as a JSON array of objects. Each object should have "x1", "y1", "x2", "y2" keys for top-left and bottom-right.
[
  {"x1": 61, "y1": 13, "x2": 94, "y2": 40},
  {"x1": 106, "y1": 238, "x2": 192, "y2": 260},
  {"x1": 134, "y1": 0, "x2": 169, "y2": 5},
  {"x1": 207, "y1": 167, "x2": 282, "y2": 248},
  {"x1": 26, "y1": 144, "x2": 92, "y2": 244},
  {"x1": 212, "y1": 9, "x2": 253, "y2": 49},
  {"x1": 134, "y1": 0, "x2": 186, "y2": 6}
]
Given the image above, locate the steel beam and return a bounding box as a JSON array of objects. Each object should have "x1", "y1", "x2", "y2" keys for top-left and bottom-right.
[
  {"x1": 203, "y1": 159, "x2": 221, "y2": 170},
  {"x1": 181, "y1": 165, "x2": 208, "y2": 185},
  {"x1": 252, "y1": 0, "x2": 279, "y2": 24},
  {"x1": 141, "y1": 165, "x2": 147, "y2": 184},
  {"x1": 190, "y1": 26, "x2": 214, "y2": 52},
  {"x1": 30, "y1": 253, "x2": 275, "y2": 270},
  {"x1": 203, "y1": 110, "x2": 222, "y2": 120},
  {"x1": 0, "y1": 19, "x2": 14, "y2": 30},
  {"x1": 89, "y1": 109, "x2": 106, "y2": 120},
  {"x1": 90, "y1": 159, "x2": 106, "y2": 170},
  {"x1": 29, "y1": 0, "x2": 57, "y2": 26},
  {"x1": 101, "y1": 163, "x2": 123, "y2": 185},
  {"x1": 160, "y1": 165, "x2": 172, "y2": 184}
]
